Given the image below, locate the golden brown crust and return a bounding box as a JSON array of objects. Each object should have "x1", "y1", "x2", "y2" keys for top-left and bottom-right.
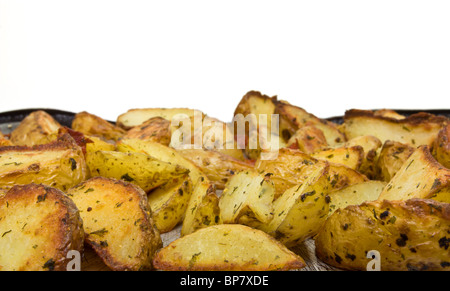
[
  {"x1": 315, "y1": 199, "x2": 450, "y2": 271},
  {"x1": 0, "y1": 184, "x2": 84, "y2": 271},
  {"x1": 433, "y1": 124, "x2": 450, "y2": 169},
  {"x1": 72, "y1": 111, "x2": 126, "y2": 142},
  {"x1": 10, "y1": 111, "x2": 61, "y2": 146},
  {"x1": 345, "y1": 109, "x2": 448, "y2": 126},
  {"x1": 67, "y1": 177, "x2": 162, "y2": 271},
  {"x1": 124, "y1": 117, "x2": 172, "y2": 145}
]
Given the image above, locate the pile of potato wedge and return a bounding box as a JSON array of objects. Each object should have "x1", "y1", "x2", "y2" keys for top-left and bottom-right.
[{"x1": 0, "y1": 90, "x2": 449, "y2": 271}]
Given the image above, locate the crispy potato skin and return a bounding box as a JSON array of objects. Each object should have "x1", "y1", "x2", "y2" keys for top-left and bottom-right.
[
  {"x1": 286, "y1": 125, "x2": 328, "y2": 154},
  {"x1": 72, "y1": 111, "x2": 126, "y2": 142},
  {"x1": 315, "y1": 199, "x2": 450, "y2": 271},
  {"x1": 0, "y1": 184, "x2": 84, "y2": 271},
  {"x1": 433, "y1": 124, "x2": 450, "y2": 169},
  {"x1": 376, "y1": 140, "x2": 415, "y2": 181},
  {"x1": 177, "y1": 148, "x2": 253, "y2": 189},
  {"x1": 67, "y1": 177, "x2": 162, "y2": 271},
  {"x1": 0, "y1": 134, "x2": 87, "y2": 191},
  {"x1": 124, "y1": 117, "x2": 172, "y2": 146},
  {"x1": 153, "y1": 224, "x2": 305, "y2": 271},
  {"x1": 10, "y1": 110, "x2": 61, "y2": 146},
  {"x1": 344, "y1": 109, "x2": 448, "y2": 146}
]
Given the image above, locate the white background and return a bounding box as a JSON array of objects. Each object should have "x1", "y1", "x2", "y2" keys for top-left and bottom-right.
[{"x1": 1, "y1": 0, "x2": 449, "y2": 123}]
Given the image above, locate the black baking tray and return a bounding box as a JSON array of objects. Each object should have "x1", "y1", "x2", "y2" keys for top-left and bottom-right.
[{"x1": 1, "y1": 108, "x2": 450, "y2": 132}]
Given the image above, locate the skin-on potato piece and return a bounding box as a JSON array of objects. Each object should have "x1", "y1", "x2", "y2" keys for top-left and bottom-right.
[
  {"x1": 285, "y1": 125, "x2": 328, "y2": 154},
  {"x1": 255, "y1": 148, "x2": 327, "y2": 198},
  {"x1": 315, "y1": 199, "x2": 450, "y2": 271},
  {"x1": 376, "y1": 140, "x2": 415, "y2": 182},
  {"x1": 311, "y1": 146, "x2": 364, "y2": 171},
  {"x1": 72, "y1": 111, "x2": 126, "y2": 142},
  {"x1": 327, "y1": 163, "x2": 369, "y2": 192},
  {"x1": 86, "y1": 150, "x2": 189, "y2": 192},
  {"x1": 176, "y1": 148, "x2": 253, "y2": 190},
  {"x1": 433, "y1": 124, "x2": 450, "y2": 169},
  {"x1": 0, "y1": 184, "x2": 84, "y2": 271},
  {"x1": 259, "y1": 163, "x2": 331, "y2": 247},
  {"x1": 378, "y1": 145, "x2": 450, "y2": 201},
  {"x1": 67, "y1": 177, "x2": 162, "y2": 271},
  {"x1": 219, "y1": 171, "x2": 275, "y2": 225},
  {"x1": 10, "y1": 110, "x2": 61, "y2": 146},
  {"x1": 148, "y1": 174, "x2": 193, "y2": 233},
  {"x1": 124, "y1": 117, "x2": 172, "y2": 146},
  {"x1": 181, "y1": 177, "x2": 221, "y2": 236},
  {"x1": 343, "y1": 109, "x2": 448, "y2": 147},
  {"x1": 85, "y1": 135, "x2": 116, "y2": 153},
  {"x1": 0, "y1": 134, "x2": 87, "y2": 191},
  {"x1": 153, "y1": 224, "x2": 305, "y2": 271},
  {"x1": 328, "y1": 181, "x2": 387, "y2": 216},
  {"x1": 275, "y1": 100, "x2": 346, "y2": 146},
  {"x1": 117, "y1": 138, "x2": 205, "y2": 189},
  {"x1": 343, "y1": 135, "x2": 382, "y2": 179},
  {"x1": 117, "y1": 108, "x2": 204, "y2": 130},
  {"x1": 374, "y1": 109, "x2": 406, "y2": 120},
  {"x1": 233, "y1": 91, "x2": 281, "y2": 160}
]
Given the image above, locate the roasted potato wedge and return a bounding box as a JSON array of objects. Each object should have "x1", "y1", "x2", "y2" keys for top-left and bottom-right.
[
  {"x1": 153, "y1": 224, "x2": 305, "y2": 271},
  {"x1": 117, "y1": 138, "x2": 205, "y2": 188},
  {"x1": 85, "y1": 135, "x2": 116, "y2": 153},
  {"x1": 0, "y1": 184, "x2": 84, "y2": 271},
  {"x1": 260, "y1": 162, "x2": 331, "y2": 247},
  {"x1": 311, "y1": 146, "x2": 364, "y2": 171},
  {"x1": 285, "y1": 125, "x2": 328, "y2": 154},
  {"x1": 374, "y1": 109, "x2": 406, "y2": 120},
  {"x1": 148, "y1": 174, "x2": 193, "y2": 233},
  {"x1": 67, "y1": 177, "x2": 162, "y2": 271},
  {"x1": 343, "y1": 135, "x2": 382, "y2": 179},
  {"x1": 327, "y1": 163, "x2": 369, "y2": 192},
  {"x1": 86, "y1": 150, "x2": 188, "y2": 192},
  {"x1": 176, "y1": 148, "x2": 253, "y2": 189},
  {"x1": 124, "y1": 117, "x2": 172, "y2": 146},
  {"x1": 233, "y1": 91, "x2": 281, "y2": 160},
  {"x1": 255, "y1": 148, "x2": 327, "y2": 198},
  {"x1": 328, "y1": 181, "x2": 387, "y2": 215},
  {"x1": 117, "y1": 108, "x2": 204, "y2": 129},
  {"x1": 72, "y1": 111, "x2": 126, "y2": 142},
  {"x1": 181, "y1": 178, "x2": 221, "y2": 236},
  {"x1": 275, "y1": 100, "x2": 345, "y2": 146},
  {"x1": 378, "y1": 145, "x2": 450, "y2": 201},
  {"x1": 343, "y1": 109, "x2": 448, "y2": 147},
  {"x1": 316, "y1": 199, "x2": 450, "y2": 271},
  {"x1": 10, "y1": 110, "x2": 61, "y2": 146},
  {"x1": 0, "y1": 137, "x2": 12, "y2": 147},
  {"x1": 0, "y1": 134, "x2": 87, "y2": 191},
  {"x1": 433, "y1": 124, "x2": 450, "y2": 169},
  {"x1": 219, "y1": 171, "x2": 275, "y2": 225},
  {"x1": 376, "y1": 140, "x2": 415, "y2": 182}
]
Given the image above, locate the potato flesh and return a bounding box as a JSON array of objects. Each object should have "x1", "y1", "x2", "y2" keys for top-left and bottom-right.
[{"x1": 153, "y1": 224, "x2": 305, "y2": 271}]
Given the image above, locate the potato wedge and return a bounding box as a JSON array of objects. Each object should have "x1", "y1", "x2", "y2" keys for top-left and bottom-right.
[
  {"x1": 86, "y1": 150, "x2": 188, "y2": 192},
  {"x1": 315, "y1": 199, "x2": 450, "y2": 271},
  {"x1": 328, "y1": 181, "x2": 387, "y2": 215},
  {"x1": 343, "y1": 135, "x2": 382, "y2": 179},
  {"x1": 153, "y1": 224, "x2": 305, "y2": 271},
  {"x1": 219, "y1": 171, "x2": 275, "y2": 225},
  {"x1": 376, "y1": 140, "x2": 415, "y2": 182},
  {"x1": 124, "y1": 117, "x2": 172, "y2": 146},
  {"x1": 433, "y1": 124, "x2": 450, "y2": 169},
  {"x1": 176, "y1": 148, "x2": 253, "y2": 189},
  {"x1": 0, "y1": 134, "x2": 87, "y2": 191},
  {"x1": 181, "y1": 178, "x2": 220, "y2": 236},
  {"x1": 311, "y1": 146, "x2": 364, "y2": 171},
  {"x1": 0, "y1": 184, "x2": 84, "y2": 271},
  {"x1": 117, "y1": 138, "x2": 205, "y2": 189},
  {"x1": 117, "y1": 108, "x2": 204, "y2": 129},
  {"x1": 85, "y1": 135, "x2": 116, "y2": 153},
  {"x1": 0, "y1": 137, "x2": 12, "y2": 147},
  {"x1": 374, "y1": 109, "x2": 405, "y2": 120},
  {"x1": 343, "y1": 109, "x2": 448, "y2": 147},
  {"x1": 67, "y1": 177, "x2": 162, "y2": 271},
  {"x1": 10, "y1": 110, "x2": 61, "y2": 146},
  {"x1": 285, "y1": 125, "x2": 328, "y2": 154},
  {"x1": 72, "y1": 111, "x2": 126, "y2": 142},
  {"x1": 260, "y1": 162, "x2": 331, "y2": 247},
  {"x1": 378, "y1": 145, "x2": 450, "y2": 201},
  {"x1": 255, "y1": 148, "x2": 327, "y2": 198},
  {"x1": 275, "y1": 100, "x2": 345, "y2": 146},
  {"x1": 148, "y1": 174, "x2": 193, "y2": 233}
]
